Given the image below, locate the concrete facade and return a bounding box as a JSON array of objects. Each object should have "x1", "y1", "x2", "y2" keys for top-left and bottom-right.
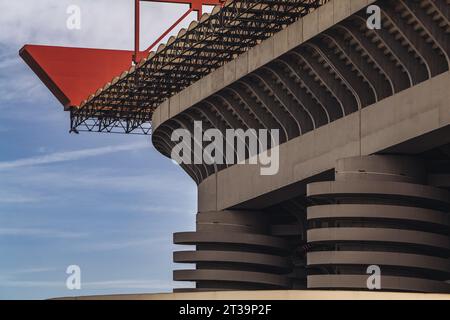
[
  {"x1": 197, "y1": 72, "x2": 450, "y2": 211},
  {"x1": 152, "y1": 0, "x2": 377, "y2": 131},
  {"x1": 151, "y1": 0, "x2": 450, "y2": 293}
]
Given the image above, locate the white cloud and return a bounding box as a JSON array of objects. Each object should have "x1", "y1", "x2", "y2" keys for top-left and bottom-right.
[
  {"x1": 0, "y1": 278, "x2": 188, "y2": 291},
  {"x1": 0, "y1": 0, "x2": 199, "y2": 51},
  {"x1": 0, "y1": 55, "x2": 17, "y2": 70},
  {"x1": 0, "y1": 142, "x2": 149, "y2": 170},
  {"x1": 0, "y1": 72, "x2": 48, "y2": 105},
  {"x1": 0, "y1": 166, "x2": 196, "y2": 198},
  {"x1": 0, "y1": 227, "x2": 87, "y2": 238},
  {"x1": 0, "y1": 194, "x2": 46, "y2": 204},
  {"x1": 127, "y1": 204, "x2": 195, "y2": 216},
  {"x1": 0, "y1": 280, "x2": 63, "y2": 288},
  {"x1": 77, "y1": 236, "x2": 170, "y2": 252},
  {"x1": 9, "y1": 267, "x2": 57, "y2": 275}
]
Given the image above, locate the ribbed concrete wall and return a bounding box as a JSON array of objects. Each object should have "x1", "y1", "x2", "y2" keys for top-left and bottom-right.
[
  {"x1": 149, "y1": 0, "x2": 450, "y2": 293},
  {"x1": 197, "y1": 71, "x2": 450, "y2": 212},
  {"x1": 152, "y1": 0, "x2": 450, "y2": 186},
  {"x1": 152, "y1": 0, "x2": 378, "y2": 131}
]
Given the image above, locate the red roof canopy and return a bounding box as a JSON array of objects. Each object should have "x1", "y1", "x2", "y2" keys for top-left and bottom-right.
[{"x1": 19, "y1": 45, "x2": 133, "y2": 109}]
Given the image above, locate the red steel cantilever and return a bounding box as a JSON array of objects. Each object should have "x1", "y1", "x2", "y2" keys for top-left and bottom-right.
[{"x1": 134, "y1": 0, "x2": 225, "y2": 63}]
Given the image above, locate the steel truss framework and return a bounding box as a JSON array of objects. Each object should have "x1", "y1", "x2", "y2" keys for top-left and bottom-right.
[{"x1": 70, "y1": 0, "x2": 328, "y2": 134}]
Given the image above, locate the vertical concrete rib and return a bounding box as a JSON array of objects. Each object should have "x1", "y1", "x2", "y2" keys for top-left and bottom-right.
[
  {"x1": 243, "y1": 74, "x2": 299, "y2": 139},
  {"x1": 232, "y1": 82, "x2": 288, "y2": 143},
  {"x1": 262, "y1": 65, "x2": 327, "y2": 129},
  {"x1": 337, "y1": 22, "x2": 410, "y2": 93},
  {"x1": 252, "y1": 70, "x2": 311, "y2": 134},
  {"x1": 400, "y1": 0, "x2": 450, "y2": 64},
  {"x1": 274, "y1": 58, "x2": 333, "y2": 124},
  {"x1": 307, "y1": 40, "x2": 375, "y2": 107},
  {"x1": 381, "y1": 2, "x2": 448, "y2": 77},
  {"x1": 286, "y1": 51, "x2": 347, "y2": 118},
  {"x1": 321, "y1": 30, "x2": 391, "y2": 101},
  {"x1": 292, "y1": 48, "x2": 358, "y2": 115},
  {"x1": 353, "y1": 13, "x2": 427, "y2": 85}
]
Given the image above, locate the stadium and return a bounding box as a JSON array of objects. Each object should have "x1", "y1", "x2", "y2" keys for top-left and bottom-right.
[{"x1": 20, "y1": 0, "x2": 450, "y2": 298}]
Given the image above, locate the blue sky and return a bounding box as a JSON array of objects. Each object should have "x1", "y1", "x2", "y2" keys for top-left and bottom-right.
[{"x1": 0, "y1": 0, "x2": 203, "y2": 299}]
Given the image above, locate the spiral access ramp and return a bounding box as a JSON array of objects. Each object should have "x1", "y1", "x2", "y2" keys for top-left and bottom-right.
[
  {"x1": 173, "y1": 210, "x2": 293, "y2": 291},
  {"x1": 306, "y1": 156, "x2": 450, "y2": 293}
]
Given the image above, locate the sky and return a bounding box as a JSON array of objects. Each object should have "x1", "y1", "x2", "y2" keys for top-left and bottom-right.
[{"x1": 0, "y1": 0, "x2": 207, "y2": 299}]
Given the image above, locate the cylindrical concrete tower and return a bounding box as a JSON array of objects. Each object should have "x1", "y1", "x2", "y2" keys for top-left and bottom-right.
[
  {"x1": 306, "y1": 156, "x2": 450, "y2": 293},
  {"x1": 174, "y1": 210, "x2": 296, "y2": 291}
]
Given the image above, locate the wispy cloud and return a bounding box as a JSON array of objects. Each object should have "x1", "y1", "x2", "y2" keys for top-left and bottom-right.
[
  {"x1": 0, "y1": 55, "x2": 17, "y2": 70},
  {"x1": 0, "y1": 228, "x2": 87, "y2": 239},
  {"x1": 0, "y1": 194, "x2": 45, "y2": 204},
  {"x1": 0, "y1": 142, "x2": 149, "y2": 171},
  {"x1": 0, "y1": 0, "x2": 199, "y2": 51},
  {"x1": 0, "y1": 168, "x2": 195, "y2": 197},
  {"x1": 77, "y1": 236, "x2": 170, "y2": 252},
  {"x1": 0, "y1": 279, "x2": 186, "y2": 291},
  {"x1": 0, "y1": 280, "x2": 63, "y2": 289},
  {"x1": 8, "y1": 267, "x2": 57, "y2": 275},
  {"x1": 0, "y1": 72, "x2": 47, "y2": 105},
  {"x1": 127, "y1": 204, "x2": 195, "y2": 216}
]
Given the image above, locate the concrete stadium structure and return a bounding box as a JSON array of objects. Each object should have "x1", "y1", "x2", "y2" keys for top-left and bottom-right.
[
  {"x1": 21, "y1": 0, "x2": 450, "y2": 297},
  {"x1": 151, "y1": 0, "x2": 450, "y2": 293}
]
